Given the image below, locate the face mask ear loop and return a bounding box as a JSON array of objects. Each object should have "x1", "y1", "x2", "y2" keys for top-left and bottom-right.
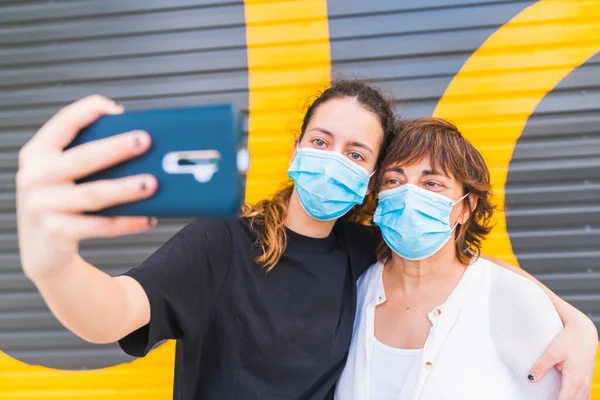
[
  {"x1": 451, "y1": 222, "x2": 460, "y2": 233},
  {"x1": 289, "y1": 144, "x2": 301, "y2": 166},
  {"x1": 451, "y1": 192, "x2": 472, "y2": 236},
  {"x1": 453, "y1": 192, "x2": 471, "y2": 206}
]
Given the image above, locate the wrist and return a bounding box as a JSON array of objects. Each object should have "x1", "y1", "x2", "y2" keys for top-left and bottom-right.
[
  {"x1": 27, "y1": 255, "x2": 80, "y2": 286},
  {"x1": 565, "y1": 308, "x2": 598, "y2": 341}
]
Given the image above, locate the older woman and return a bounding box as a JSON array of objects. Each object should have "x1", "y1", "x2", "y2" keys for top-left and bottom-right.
[{"x1": 336, "y1": 118, "x2": 569, "y2": 400}]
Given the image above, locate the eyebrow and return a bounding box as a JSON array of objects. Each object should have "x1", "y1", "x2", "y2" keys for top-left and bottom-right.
[
  {"x1": 384, "y1": 167, "x2": 449, "y2": 178},
  {"x1": 309, "y1": 127, "x2": 334, "y2": 137},
  {"x1": 308, "y1": 127, "x2": 374, "y2": 154}
]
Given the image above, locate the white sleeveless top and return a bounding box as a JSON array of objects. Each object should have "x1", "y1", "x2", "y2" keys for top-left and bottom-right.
[
  {"x1": 369, "y1": 338, "x2": 422, "y2": 400},
  {"x1": 335, "y1": 257, "x2": 563, "y2": 400}
]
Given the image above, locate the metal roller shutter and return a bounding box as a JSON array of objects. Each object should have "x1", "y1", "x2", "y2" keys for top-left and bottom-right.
[
  {"x1": 327, "y1": 0, "x2": 536, "y2": 118},
  {"x1": 506, "y1": 54, "x2": 600, "y2": 332}
]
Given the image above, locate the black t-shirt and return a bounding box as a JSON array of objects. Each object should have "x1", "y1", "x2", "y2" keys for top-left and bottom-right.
[{"x1": 118, "y1": 217, "x2": 377, "y2": 400}]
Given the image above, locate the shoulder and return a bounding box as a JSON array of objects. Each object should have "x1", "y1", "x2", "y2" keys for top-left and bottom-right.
[
  {"x1": 484, "y1": 258, "x2": 558, "y2": 317},
  {"x1": 176, "y1": 217, "x2": 238, "y2": 243},
  {"x1": 335, "y1": 219, "x2": 378, "y2": 242},
  {"x1": 335, "y1": 220, "x2": 379, "y2": 272},
  {"x1": 162, "y1": 217, "x2": 240, "y2": 260},
  {"x1": 356, "y1": 261, "x2": 383, "y2": 306},
  {"x1": 479, "y1": 258, "x2": 560, "y2": 321},
  {"x1": 357, "y1": 261, "x2": 382, "y2": 289}
]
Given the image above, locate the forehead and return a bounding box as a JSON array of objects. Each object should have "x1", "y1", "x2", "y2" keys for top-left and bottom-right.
[
  {"x1": 384, "y1": 156, "x2": 454, "y2": 178},
  {"x1": 307, "y1": 97, "x2": 384, "y2": 145},
  {"x1": 385, "y1": 156, "x2": 432, "y2": 171}
]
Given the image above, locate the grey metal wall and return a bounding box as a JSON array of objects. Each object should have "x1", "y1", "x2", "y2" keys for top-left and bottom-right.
[
  {"x1": 506, "y1": 54, "x2": 600, "y2": 332},
  {"x1": 326, "y1": 0, "x2": 599, "y2": 332},
  {"x1": 327, "y1": 0, "x2": 536, "y2": 118},
  {"x1": 0, "y1": 0, "x2": 249, "y2": 370}
]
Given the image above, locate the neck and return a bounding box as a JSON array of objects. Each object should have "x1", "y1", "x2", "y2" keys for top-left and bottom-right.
[
  {"x1": 384, "y1": 240, "x2": 466, "y2": 293},
  {"x1": 285, "y1": 187, "x2": 336, "y2": 238}
]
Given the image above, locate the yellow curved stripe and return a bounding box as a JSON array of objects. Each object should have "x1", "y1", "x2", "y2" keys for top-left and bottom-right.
[
  {"x1": 0, "y1": 341, "x2": 176, "y2": 399},
  {"x1": 432, "y1": 0, "x2": 600, "y2": 396},
  {"x1": 244, "y1": 0, "x2": 332, "y2": 203},
  {"x1": 0, "y1": 1, "x2": 332, "y2": 399}
]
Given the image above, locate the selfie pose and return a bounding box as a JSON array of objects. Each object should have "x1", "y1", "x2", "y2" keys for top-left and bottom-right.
[
  {"x1": 335, "y1": 118, "x2": 580, "y2": 400},
  {"x1": 16, "y1": 81, "x2": 597, "y2": 400}
]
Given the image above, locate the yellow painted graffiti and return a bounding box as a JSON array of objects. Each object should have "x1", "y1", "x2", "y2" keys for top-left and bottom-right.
[
  {"x1": 244, "y1": 0, "x2": 332, "y2": 203},
  {"x1": 0, "y1": 341, "x2": 176, "y2": 399},
  {"x1": 433, "y1": 0, "x2": 600, "y2": 396}
]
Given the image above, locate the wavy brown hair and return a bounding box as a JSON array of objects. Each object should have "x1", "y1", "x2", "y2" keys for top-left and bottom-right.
[
  {"x1": 241, "y1": 80, "x2": 396, "y2": 271},
  {"x1": 375, "y1": 117, "x2": 495, "y2": 265}
]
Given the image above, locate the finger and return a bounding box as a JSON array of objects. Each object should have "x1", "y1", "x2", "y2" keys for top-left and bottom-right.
[
  {"x1": 33, "y1": 95, "x2": 124, "y2": 151},
  {"x1": 26, "y1": 175, "x2": 157, "y2": 214},
  {"x1": 44, "y1": 213, "x2": 158, "y2": 241},
  {"x1": 57, "y1": 130, "x2": 151, "y2": 181},
  {"x1": 558, "y1": 379, "x2": 577, "y2": 400},
  {"x1": 529, "y1": 351, "x2": 560, "y2": 382}
]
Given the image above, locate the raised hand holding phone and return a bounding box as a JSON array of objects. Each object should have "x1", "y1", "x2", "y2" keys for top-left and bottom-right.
[
  {"x1": 18, "y1": 95, "x2": 247, "y2": 281},
  {"x1": 17, "y1": 95, "x2": 158, "y2": 282},
  {"x1": 16, "y1": 95, "x2": 249, "y2": 345}
]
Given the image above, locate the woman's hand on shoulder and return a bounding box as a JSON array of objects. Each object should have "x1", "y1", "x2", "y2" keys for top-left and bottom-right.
[{"x1": 481, "y1": 253, "x2": 597, "y2": 400}]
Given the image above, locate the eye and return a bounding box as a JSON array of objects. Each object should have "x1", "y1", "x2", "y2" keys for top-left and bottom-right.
[
  {"x1": 385, "y1": 178, "x2": 402, "y2": 187},
  {"x1": 311, "y1": 138, "x2": 327, "y2": 148},
  {"x1": 349, "y1": 152, "x2": 364, "y2": 161},
  {"x1": 424, "y1": 181, "x2": 443, "y2": 189}
]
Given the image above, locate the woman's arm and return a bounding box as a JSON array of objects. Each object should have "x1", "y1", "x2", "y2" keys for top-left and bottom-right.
[
  {"x1": 482, "y1": 254, "x2": 598, "y2": 400},
  {"x1": 32, "y1": 256, "x2": 150, "y2": 344},
  {"x1": 19, "y1": 96, "x2": 233, "y2": 353},
  {"x1": 17, "y1": 96, "x2": 157, "y2": 343}
]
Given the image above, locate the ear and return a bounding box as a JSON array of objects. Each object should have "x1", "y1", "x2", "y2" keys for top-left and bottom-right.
[
  {"x1": 460, "y1": 193, "x2": 477, "y2": 224},
  {"x1": 290, "y1": 137, "x2": 300, "y2": 163},
  {"x1": 365, "y1": 171, "x2": 378, "y2": 196}
]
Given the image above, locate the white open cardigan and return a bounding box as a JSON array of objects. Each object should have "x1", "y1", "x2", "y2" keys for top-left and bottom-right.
[{"x1": 335, "y1": 257, "x2": 563, "y2": 400}]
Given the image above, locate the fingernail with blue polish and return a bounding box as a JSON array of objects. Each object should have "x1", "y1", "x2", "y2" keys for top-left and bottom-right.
[{"x1": 528, "y1": 375, "x2": 536, "y2": 382}]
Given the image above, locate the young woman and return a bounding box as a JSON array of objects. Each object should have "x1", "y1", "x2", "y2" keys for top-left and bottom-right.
[
  {"x1": 16, "y1": 82, "x2": 596, "y2": 400},
  {"x1": 335, "y1": 118, "x2": 594, "y2": 400}
]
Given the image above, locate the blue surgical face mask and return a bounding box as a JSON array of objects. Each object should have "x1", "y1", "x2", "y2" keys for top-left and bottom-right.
[
  {"x1": 374, "y1": 184, "x2": 470, "y2": 260},
  {"x1": 287, "y1": 147, "x2": 373, "y2": 221}
]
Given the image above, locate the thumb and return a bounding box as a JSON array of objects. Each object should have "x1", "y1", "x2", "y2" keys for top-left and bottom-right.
[{"x1": 529, "y1": 350, "x2": 559, "y2": 383}]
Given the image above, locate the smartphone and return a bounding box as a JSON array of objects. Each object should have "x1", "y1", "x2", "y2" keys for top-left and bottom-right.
[{"x1": 68, "y1": 104, "x2": 249, "y2": 217}]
